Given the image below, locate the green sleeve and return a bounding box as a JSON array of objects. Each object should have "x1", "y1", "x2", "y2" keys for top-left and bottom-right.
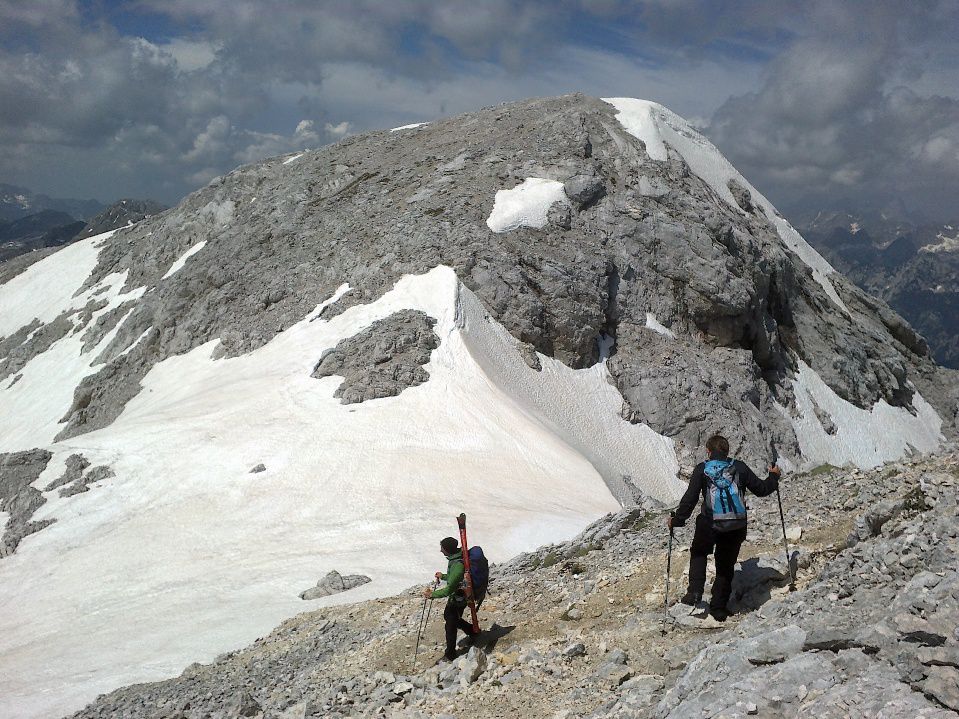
[{"x1": 432, "y1": 561, "x2": 464, "y2": 598}]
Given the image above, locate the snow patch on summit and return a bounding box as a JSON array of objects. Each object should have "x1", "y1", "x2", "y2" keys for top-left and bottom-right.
[
  {"x1": 486, "y1": 178, "x2": 566, "y2": 233},
  {"x1": 390, "y1": 122, "x2": 427, "y2": 132},
  {"x1": 645, "y1": 313, "x2": 675, "y2": 339},
  {"x1": 604, "y1": 98, "x2": 849, "y2": 314}
]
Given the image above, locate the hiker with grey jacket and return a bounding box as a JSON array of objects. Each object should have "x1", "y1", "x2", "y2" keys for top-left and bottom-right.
[{"x1": 667, "y1": 434, "x2": 781, "y2": 621}]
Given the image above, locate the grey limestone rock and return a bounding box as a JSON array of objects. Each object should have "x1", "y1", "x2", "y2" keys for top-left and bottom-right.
[
  {"x1": 563, "y1": 171, "x2": 606, "y2": 209},
  {"x1": 0, "y1": 449, "x2": 53, "y2": 557},
  {"x1": 230, "y1": 689, "x2": 261, "y2": 717},
  {"x1": 299, "y1": 570, "x2": 371, "y2": 600},
  {"x1": 740, "y1": 625, "x2": 806, "y2": 665},
  {"x1": 726, "y1": 178, "x2": 754, "y2": 213},
  {"x1": 58, "y1": 464, "x2": 115, "y2": 498},
  {"x1": 924, "y1": 665, "x2": 959, "y2": 712},
  {"x1": 311, "y1": 309, "x2": 439, "y2": 404},
  {"x1": 82, "y1": 300, "x2": 137, "y2": 355},
  {"x1": 459, "y1": 647, "x2": 488, "y2": 684},
  {"x1": 44, "y1": 453, "x2": 91, "y2": 491},
  {"x1": 0, "y1": 312, "x2": 73, "y2": 382}
]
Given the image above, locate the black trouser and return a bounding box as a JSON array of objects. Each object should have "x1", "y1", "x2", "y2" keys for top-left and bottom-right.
[
  {"x1": 688, "y1": 513, "x2": 747, "y2": 610},
  {"x1": 443, "y1": 601, "x2": 474, "y2": 658}
]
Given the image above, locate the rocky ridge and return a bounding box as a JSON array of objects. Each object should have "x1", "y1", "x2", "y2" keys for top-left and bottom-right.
[{"x1": 73, "y1": 450, "x2": 959, "y2": 718}]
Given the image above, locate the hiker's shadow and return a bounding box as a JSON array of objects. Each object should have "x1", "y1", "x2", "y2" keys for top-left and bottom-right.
[
  {"x1": 729, "y1": 553, "x2": 799, "y2": 614},
  {"x1": 474, "y1": 623, "x2": 515, "y2": 653}
]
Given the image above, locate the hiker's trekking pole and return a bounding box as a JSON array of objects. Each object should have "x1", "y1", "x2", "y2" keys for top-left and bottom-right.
[
  {"x1": 776, "y1": 487, "x2": 797, "y2": 591},
  {"x1": 769, "y1": 443, "x2": 796, "y2": 591},
  {"x1": 412, "y1": 580, "x2": 438, "y2": 672},
  {"x1": 662, "y1": 511, "x2": 674, "y2": 636}
]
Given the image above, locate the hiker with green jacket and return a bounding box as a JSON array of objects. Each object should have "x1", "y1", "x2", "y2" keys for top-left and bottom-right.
[{"x1": 424, "y1": 537, "x2": 479, "y2": 662}]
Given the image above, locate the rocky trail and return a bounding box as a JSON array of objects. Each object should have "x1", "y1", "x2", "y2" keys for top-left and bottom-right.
[{"x1": 73, "y1": 450, "x2": 959, "y2": 718}]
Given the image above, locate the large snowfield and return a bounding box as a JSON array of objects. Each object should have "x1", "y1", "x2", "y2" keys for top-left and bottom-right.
[
  {"x1": 0, "y1": 97, "x2": 947, "y2": 719},
  {"x1": 0, "y1": 235, "x2": 682, "y2": 718}
]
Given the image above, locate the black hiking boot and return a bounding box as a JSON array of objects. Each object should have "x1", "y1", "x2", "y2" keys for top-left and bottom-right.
[
  {"x1": 680, "y1": 591, "x2": 703, "y2": 606},
  {"x1": 709, "y1": 607, "x2": 730, "y2": 622}
]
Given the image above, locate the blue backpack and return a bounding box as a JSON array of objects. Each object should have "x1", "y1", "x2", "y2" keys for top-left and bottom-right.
[
  {"x1": 704, "y1": 459, "x2": 747, "y2": 532},
  {"x1": 468, "y1": 546, "x2": 489, "y2": 596}
]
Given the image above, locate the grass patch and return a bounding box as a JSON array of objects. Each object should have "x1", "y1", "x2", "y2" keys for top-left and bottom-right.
[{"x1": 809, "y1": 463, "x2": 840, "y2": 477}]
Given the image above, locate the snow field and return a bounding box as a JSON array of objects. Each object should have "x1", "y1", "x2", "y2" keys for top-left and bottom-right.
[
  {"x1": 0, "y1": 265, "x2": 675, "y2": 719},
  {"x1": 603, "y1": 98, "x2": 849, "y2": 314},
  {"x1": 0, "y1": 254, "x2": 147, "y2": 450},
  {"x1": 782, "y1": 360, "x2": 943, "y2": 469},
  {"x1": 486, "y1": 177, "x2": 567, "y2": 233},
  {"x1": 0, "y1": 230, "x2": 116, "y2": 336}
]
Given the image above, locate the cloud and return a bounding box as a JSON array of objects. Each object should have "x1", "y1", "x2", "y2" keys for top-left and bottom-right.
[
  {"x1": 0, "y1": 0, "x2": 955, "y2": 222},
  {"x1": 159, "y1": 38, "x2": 219, "y2": 72},
  {"x1": 706, "y1": 0, "x2": 959, "y2": 221}
]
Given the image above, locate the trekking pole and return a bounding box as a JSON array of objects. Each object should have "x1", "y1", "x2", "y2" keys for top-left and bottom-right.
[
  {"x1": 412, "y1": 580, "x2": 438, "y2": 672},
  {"x1": 412, "y1": 596, "x2": 429, "y2": 673},
  {"x1": 662, "y1": 512, "x2": 674, "y2": 636},
  {"x1": 776, "y1": 487, "x2": 797, "y2": 591}
]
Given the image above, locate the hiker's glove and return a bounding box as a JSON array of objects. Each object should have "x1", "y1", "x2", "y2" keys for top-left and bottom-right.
[
  {"x1": 666, "y1": 516, "x2": 673, "y2": 529},
  {"x1": 435, "y1": 571, "x2": 443, "y2": 580},
  {"x1": 769, "y1": 465, "x2": 782, "y2": 476},
  {"x1": 423, "y1": 586, "x2": 433, "y2": 598}
]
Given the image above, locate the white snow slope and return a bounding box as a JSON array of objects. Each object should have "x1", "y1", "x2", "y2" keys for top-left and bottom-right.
[{"x1": 0, "y1": 235, "x2": 681, "y2": 718}]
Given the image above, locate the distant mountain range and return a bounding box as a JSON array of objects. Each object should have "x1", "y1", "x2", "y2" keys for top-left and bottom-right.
[
  {"x1": 797, "y1": 210, "x2": 959, "y2": 369},
  {"x1": 0, "y1": 187, "x2": 166, "y2": 264},
  {"x1": 0, "y1": 183, "x2": 104, "y2": 222}
]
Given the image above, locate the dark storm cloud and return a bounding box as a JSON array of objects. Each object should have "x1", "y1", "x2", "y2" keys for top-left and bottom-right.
[{"x1": 0, "y1": 0, "x2": 955, "y2": 219}]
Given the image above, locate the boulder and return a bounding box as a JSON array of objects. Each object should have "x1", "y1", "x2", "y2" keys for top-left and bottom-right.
[{"x1": 299, "y1": 570, "x2": 371, "y2": 600}]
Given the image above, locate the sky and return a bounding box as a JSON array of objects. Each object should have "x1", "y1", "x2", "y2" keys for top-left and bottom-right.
[{"x1": 1, "y1": 0, "x2": 957, "y2": 222}]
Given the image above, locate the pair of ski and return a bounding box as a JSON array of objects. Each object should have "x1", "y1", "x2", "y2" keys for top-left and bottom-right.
[{"x1": 457, "y1": 513, "x2": 481, "y2": 633}]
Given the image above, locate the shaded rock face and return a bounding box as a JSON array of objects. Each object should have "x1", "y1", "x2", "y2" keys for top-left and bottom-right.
[
  {"x1": 8, "y1": 93, "x2": 953, "y2": 467},
  {"x1": 311, "y1": 310, "x2": 439, "y2": 403}
]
